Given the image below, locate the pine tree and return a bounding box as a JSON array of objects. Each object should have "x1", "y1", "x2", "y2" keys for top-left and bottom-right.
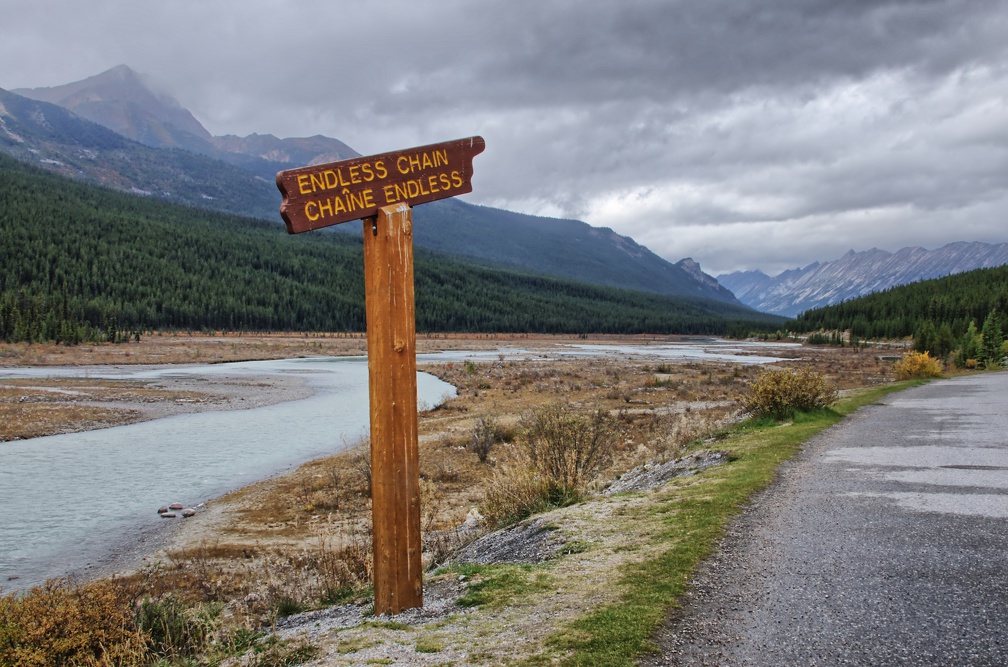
[
  {"x1": 980, "y1": 310, "x2": 1005, "y2": 369},
  {"x1": 958, "y1": 320, "x2": 981, "y2": 368}
]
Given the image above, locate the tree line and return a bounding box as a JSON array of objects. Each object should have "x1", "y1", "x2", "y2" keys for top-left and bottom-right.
[
  {"x1": 0, "y1": 155, "x2": 782, "y2": 343},
  {"x1": 790, "y1": 265, "x2": 1007, "y2": 367}
]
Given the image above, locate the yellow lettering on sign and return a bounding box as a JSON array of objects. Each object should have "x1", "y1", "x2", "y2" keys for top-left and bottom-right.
[
  {"x1": 310, "y1": 172, "x2": 326, "y2": 193},
  {"x1": 298, "y1": 174, "x2": 312, "y2": 195},
  {"x1": 393, "y1": 151, "x2": 451, "y2": 176},
  {"x1": 296, "y1": 159, "x2": 394, "y2": 196},
  {"x1": 395, "y1": 182, "x2": 409, "y2": 202},
  {"x1": 380, "y1": 170, "x2": 466, "y2": 205},
  {"x1": 307, "y1": 188, "x2": 378, "y2": 218}
]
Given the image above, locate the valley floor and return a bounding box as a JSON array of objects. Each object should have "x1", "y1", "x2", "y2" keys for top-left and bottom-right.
[{"x1": 0, "y1": 333, "x2": 900, "y2": 665}]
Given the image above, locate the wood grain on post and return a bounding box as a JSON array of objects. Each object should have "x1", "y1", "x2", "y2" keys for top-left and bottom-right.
[{"x1": 363, "y1": 203, "x2": 422, "y2": 615}]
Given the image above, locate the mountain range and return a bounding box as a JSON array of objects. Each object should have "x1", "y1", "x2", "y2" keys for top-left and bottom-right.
[
  {"x1": 5, "y1": 65, "x2": 740, "y2": 306},
  {"x1": 718, "y1": 242, "x2": 1008, "y2": 317}
]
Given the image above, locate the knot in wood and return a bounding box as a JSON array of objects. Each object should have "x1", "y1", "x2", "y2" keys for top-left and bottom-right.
[{"x1": 394, "y1": 339, "x2": 406, "y2": 353}]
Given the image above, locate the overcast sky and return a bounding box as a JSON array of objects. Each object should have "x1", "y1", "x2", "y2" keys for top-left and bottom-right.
[{"x1": 2, "y1": 0, "x2": 1006, "y2": 275}]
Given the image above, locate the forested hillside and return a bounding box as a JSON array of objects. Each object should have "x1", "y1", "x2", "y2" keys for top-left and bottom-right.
[
  {"x1": 0, "y1": 155, "x2": 781, "y2": 343},
  {"x1": 790, "y1": 266, "x2": 1007, "y2": 364},
  {"x1": 1, "y1": 83, "x2": 739, "y2": 304}
]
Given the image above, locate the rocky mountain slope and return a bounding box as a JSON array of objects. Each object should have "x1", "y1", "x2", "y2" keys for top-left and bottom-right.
[
  {"x1": 717, "y1": 242, "x2": 1008, "y2": 316},
  {"x1": 13, "y1": 65, "x2": 358, "y2": 180},
  {"x1": 0, "y1": 87, "x2": 278, "y2": 216},
  {"x1": 4, "y1": 67, "x2": 740, "y2": 306}
]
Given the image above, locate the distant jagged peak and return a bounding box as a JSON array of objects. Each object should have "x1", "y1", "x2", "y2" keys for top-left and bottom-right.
[
  {"x1": 13, "y1": 64, "x2": 212, "y2": 146},
  {"x1": 675, "y1": 257, "x2": 723, "y2": 291},
  {"x1": 18, "y1": 64, "x2": 162, "y2": 103},
  {"x1": 105, "y1": 63, "x2": 140, "y2": 79},
  {"x1": 716, "y1": 240, "x2": 1008, "y2": 317}
]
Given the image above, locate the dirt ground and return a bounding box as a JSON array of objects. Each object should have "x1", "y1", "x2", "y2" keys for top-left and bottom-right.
[{"x1": 0, "y1": 333, "x2": 901, "y2": 664}]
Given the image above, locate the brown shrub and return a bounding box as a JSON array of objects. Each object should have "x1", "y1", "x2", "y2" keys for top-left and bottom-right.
[
  {"x1": 479, "y1": 403, "x2": 617, "y2": 528},
  {"x1": 0, "y1": 579, "x2": 148, "y2": 667}
]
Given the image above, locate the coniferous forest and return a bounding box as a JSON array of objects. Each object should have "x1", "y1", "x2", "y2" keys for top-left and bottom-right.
[
  {"x1": 0, "y1": 154, "x2": 782, "y2": 343},
  {"x1": 790, "y1": 266, "x2": 1008, "y2": 364}
]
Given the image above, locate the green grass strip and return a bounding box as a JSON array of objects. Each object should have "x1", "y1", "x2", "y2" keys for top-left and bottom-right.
[{"x1": 536, "y1": 382, "x2": 915, "y2": 666}]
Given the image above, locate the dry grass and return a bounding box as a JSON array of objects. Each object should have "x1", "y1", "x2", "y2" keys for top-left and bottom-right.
[
  {"x1": 0, "y1": 331, "x2": 588, "y2": 368},
  {"x1": 1, "y1": 335, "x2": 898, "y2": 664},
  {"x1": 0, "y1": 379, "x2": 212, "y2": 441},
  {"x1": 116, "y1": 342, "x2": 893, "y2": 613}
]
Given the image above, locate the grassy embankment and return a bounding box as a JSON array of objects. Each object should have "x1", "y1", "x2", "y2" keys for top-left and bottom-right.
[{"x1": 540, "y1": 381, "x2": 917, "y2": 666}]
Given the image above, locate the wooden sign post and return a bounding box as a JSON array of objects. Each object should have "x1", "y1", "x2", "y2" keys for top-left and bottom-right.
[{"x1": 277, "y1": 136, "x2": 485, "y2": 615}]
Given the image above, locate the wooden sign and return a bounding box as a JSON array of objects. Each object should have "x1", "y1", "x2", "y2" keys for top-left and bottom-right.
[
  {"x1": 276, "y1": 136, "x2": 484, "y2": 616},
  {"x1": 277, "y1": 136, "x2": 486, "y2": 234}
]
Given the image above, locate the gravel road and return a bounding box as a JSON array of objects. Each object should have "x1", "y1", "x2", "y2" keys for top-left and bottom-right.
[{"x1": 646, "y1": 372, "x2": 1008, "y2": 666}]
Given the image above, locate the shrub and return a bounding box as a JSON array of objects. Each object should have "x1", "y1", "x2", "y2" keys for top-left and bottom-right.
[
  {"x1": 479, "y1": 450, "x2": 555, "y2": 528},
  {"x1": 741, "y1": 368, "x2": 838, "y2": 421},
  {"x1": 313, "y1": 524, "x2": 372, "y2": 604},
  {"x1": 522, "y1": 403, "x2": 616, "y2": 490},
  {"x1": 893, "y1": 351, "x2": 943, "y2": 380},
  {"x1": 469, "y1": 415, "x2": 498, "y2": 463},
  {"x1": 135, "y1": 594, "x2": 219, "y2": 660},
  {"x1": 479, "y1": 403, "x2": 616, "y2": 528},
  {"x1": 0, "y1": 579, "x2": 147, "y2": 667}
]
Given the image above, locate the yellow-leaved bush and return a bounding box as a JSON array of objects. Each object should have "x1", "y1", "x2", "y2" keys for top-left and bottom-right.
[
  {"x1": 893, "y1": 351, "x2": 943, "y2": 380},
  {"x1": 741, "y1": 368, "x2": 838, "y2": 421},
  {"x1": 0, "y1": 579, "x2": 148, "y2": 667}
]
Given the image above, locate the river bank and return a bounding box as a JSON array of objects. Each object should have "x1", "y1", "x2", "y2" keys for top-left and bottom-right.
[{"x1": 1, "y1": 333, "x2": 900, "y2": 664}]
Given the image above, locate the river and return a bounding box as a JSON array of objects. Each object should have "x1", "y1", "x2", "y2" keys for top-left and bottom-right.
[
  {"x1": 0, "y1": 356, "x2": 454, "y2": 591},
  {"x1": 0, "y1": 340, "x2": 795, "y2": 591}
]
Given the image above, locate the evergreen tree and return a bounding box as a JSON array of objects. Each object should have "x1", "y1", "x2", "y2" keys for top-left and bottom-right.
[
  {"x1": 913, "y1": 320, "x2": 936, "y2": 354},
  {"x1": 980, "y1": 310, "x2": 1005, "y2": 368},
  {"x1": 935, "y1": 323, "x2": 956, "y2": 360},
  {"x1": 958, "y1": 321, "x2": 981, "y2": 368}
]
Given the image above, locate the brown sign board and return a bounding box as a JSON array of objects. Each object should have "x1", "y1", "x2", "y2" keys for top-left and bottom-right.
[{"x1": 277, "y1": 136, "x2": 485, "y2": 234}]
